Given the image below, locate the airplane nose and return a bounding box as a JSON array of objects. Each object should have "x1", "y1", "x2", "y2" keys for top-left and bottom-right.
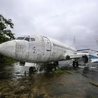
[{"x1": 0, "y1": 41, "x2": 16, "y2": 58}]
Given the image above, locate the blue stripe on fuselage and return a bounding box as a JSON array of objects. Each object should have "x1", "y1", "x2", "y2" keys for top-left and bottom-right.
[{"x1": 89, "y1": 55, "x2": 98, "y2": 59}]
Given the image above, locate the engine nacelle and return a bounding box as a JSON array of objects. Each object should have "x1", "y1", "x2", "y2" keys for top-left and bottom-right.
[
  {"x1": 65, "y1": 55, "x2": 70, "y2": 60},
  {"x1": 82, "y1": 55, "x2": 89, "y2": 63}
]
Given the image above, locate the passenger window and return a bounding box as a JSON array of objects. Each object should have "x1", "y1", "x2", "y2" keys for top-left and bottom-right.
[
  {"x1": 25, "y1": 37, "x2": 30, "y2": 41},
  {"x1": 31, "y1": 38, "x2": 35, "y2": 41}
]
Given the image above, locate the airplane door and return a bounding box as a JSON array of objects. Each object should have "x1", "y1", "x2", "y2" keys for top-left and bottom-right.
[
  {"x1": 43, "y1": 37, "x2": 51, "y2": 51},
  {"x1": 43, "y1": 37, "x2": 51, "y2": 61}
]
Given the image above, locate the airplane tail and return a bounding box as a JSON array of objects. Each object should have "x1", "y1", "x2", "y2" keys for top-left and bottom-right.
[
  {"x1": 73, "y1": 36, "x2": 76, "y2": 48},
  {"x1": 65, "y1": 36, "x2": 76, "y2": 49}
]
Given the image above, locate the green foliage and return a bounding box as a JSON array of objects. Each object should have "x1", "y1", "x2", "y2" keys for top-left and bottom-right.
[
  {"x1": 0, "y1": 14, "x2": 15, "y2": 63},
  {"x1": 53, "y1": 69, "x2": 64, "y2": 74},
  {"x1": 0, "y1": 15, "x2": 15, "y2": 43}
]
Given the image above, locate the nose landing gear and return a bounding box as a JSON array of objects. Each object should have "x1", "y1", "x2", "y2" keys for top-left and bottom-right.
[
  {"x1": 73, "y1": 59, "x2": 79, "y2": 68},
  {"x1": 29, "y1": 67, "x2": 36, "y2": 75}
]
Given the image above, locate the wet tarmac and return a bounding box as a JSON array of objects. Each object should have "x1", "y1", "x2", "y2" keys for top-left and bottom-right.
[{"x1": 0, "y1": 62, "x2": 98, "y2": 98}]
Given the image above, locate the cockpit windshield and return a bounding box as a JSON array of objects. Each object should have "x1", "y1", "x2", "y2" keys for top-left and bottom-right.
[
  {"x1": 17, "y1": 36, "x2": 35, "y2": 42},
  {"x1": 17, "y1": 37, "x2": 25, "y2": 40},
  {"x1": 24, "y1": 37, "x2": 30, "y2": 41},
  {"x1": 31, "y1": 38, "x2": 35, "y2": 41}
]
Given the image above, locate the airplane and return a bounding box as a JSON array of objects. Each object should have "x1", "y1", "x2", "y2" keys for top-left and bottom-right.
[{"x1": 0, "y1": 35, "x2": 89, "y2": 71}]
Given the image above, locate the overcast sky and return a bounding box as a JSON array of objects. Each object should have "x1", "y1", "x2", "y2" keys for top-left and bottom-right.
[{"x1": 0, "y1": 0, "x2": 98, "y2": 50}]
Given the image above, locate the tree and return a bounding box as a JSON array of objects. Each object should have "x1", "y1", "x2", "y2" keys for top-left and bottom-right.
[
  {"x1": 0, "y1": 15, "x2": 15, "y2": 43},
  {"x1": 0, "y1": 14, "x2": 15, "y2": 63}
]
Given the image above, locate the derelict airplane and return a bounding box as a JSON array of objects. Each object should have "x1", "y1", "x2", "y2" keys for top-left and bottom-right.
[{"x1": 0, "y1": 35, "x2": 88, "y2": 70}]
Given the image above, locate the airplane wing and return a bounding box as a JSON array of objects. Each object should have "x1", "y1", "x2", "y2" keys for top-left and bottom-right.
[
  {"x1": 64, "y1": 52, "x2": 89, "y2": 63},
  {"x1": 69, "y1": 52, "x2": 89, "y2": 59}
]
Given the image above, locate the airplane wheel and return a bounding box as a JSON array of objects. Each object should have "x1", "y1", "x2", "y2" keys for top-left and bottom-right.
[
  {"x1": 73, "y1": 61, "x2": 75, "y2": 68},
  {"x1": 54, "y1": 61, "x2": 58, "y2": 65},
  {"x1": 73, "y1": 61, "x2": 79, "y2": 68},
  {"x1": 76, "y1": 61, "x2": 79, "y2": 68},
  {"x1": 29, "y1": 67, "x2": 36, "y2": 74}
]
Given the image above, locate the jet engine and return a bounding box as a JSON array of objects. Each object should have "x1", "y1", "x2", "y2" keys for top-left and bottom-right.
[{"x1": 82, "y1": 55, "x2": 89, "y2": 63}]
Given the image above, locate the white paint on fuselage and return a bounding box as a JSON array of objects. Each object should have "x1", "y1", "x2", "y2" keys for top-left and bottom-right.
[{"x1": 0, "y1": 35, "x2": 76, "y2": 63}]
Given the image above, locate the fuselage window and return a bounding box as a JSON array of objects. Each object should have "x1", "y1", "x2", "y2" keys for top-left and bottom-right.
[
  {"x1": 24, "y1": 37, "x2": 30, "y2": 41},
  {"x1": 31, "y1": 38, "x2": 35, "y2": 41}
]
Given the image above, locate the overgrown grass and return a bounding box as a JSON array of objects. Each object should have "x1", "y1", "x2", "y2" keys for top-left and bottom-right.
[
  {"x1": 4, "y1": 58, "x2": 16, "y2": 64},
  {"x1": 0, "y1": 56, "x2": 16, "y2": 65},
  {"x1": 65, "y1": 70, "x2": 73, "y2": 74},
  {"x1": 53, "y1": 69, "x2": 65, "y2": 74},
  {"x1": 53, "y1": 69, "x2": 74, "y2": 74}
]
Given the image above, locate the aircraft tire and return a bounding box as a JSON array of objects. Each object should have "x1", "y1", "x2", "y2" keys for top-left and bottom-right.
[
  {"x1": 73, "y1": 61, "x2": 79, "y2": 68},
  {"x1": 76, "y1": 61, "x2": 79, "y2": 68},
  {"x1": 29, "y1": 67, "x2": 36, "y2": 74},
  {"x1": 73, "y1": 61, "x2": 75, "y2": 68}
]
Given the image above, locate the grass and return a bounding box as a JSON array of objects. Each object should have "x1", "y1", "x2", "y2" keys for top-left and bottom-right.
[
  {"x1": 4, "y1": 58, "x2": 16, "y2": 64},
  {"x1": 0, "y1": 54, "x2": 16, "y2": 64},
  {"x1": 65, "y1": 70, "x2": 73, "y2": 74},
  {"x1": 53, "y1": 69, "x2": 65, "y2": 74},
  {"x1": 53, "y1": 69, "x2": 74, "y2": 74}
]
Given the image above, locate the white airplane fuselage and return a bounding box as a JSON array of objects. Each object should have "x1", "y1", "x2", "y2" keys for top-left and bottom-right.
[{"x1": 0, "y1": 35, "x2": 76, "y2": 63}]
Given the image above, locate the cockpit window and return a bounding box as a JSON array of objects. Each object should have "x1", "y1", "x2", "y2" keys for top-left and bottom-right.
[
  {"x1": 31, "y1": 38, "x2": 35, "y2": 41},
  {"x1": 17, "y1": 36, "x2": 35, "y2": 42},
  {"x1": 24, "y1": 37, "x2": 30, "y2": 41},
  {"x1": 17, "y1": 37, "x2": 25, "y2": 40}
]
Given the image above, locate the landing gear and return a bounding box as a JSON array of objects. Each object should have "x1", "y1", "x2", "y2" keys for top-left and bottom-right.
[
  {"x1": 73, "y1": 59, "x2": 79, "y2": 68},
  {"x1": 44, "y1": 63, "x2": 58, "y2": 72},
  {"x1": 39, "y1": 61, "x2": 59, "y2": 72},
  {"x1": 53, "y1": 61, "x2": 59, "y2": 70},
  {"x1": 29, "y1": 67, "x2": 36, "y2": 75}
]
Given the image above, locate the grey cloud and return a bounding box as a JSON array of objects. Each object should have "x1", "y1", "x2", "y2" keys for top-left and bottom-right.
[{"x1": 0, "y1": 0, "x2": 98, "y2": 50}]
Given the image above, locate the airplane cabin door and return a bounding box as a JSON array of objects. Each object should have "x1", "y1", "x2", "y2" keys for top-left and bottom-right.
[
  {"x1": 43, "y1": 37, "x2": 51, "y2": 51},
  {"x1": 43, "y1": 37, "x2": 51, "y2": 61}
]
